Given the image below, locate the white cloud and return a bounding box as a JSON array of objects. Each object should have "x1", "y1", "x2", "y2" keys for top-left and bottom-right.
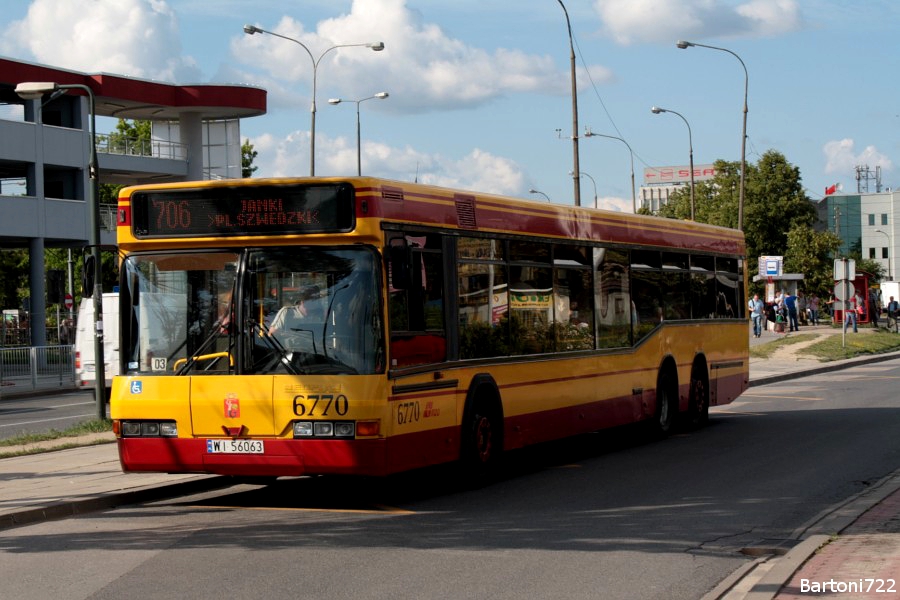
[
  {"x1": 823, "y1": 138, "x2": 893, "y2": 175},
  {"x1": 418, "y1": 149, "x2": 525, "y2": 195},
  {"x1": 597, "y1": 196, "x2": 634, "y2": 213},
  {"x1": 250, "y1": 131, "x2": 526, "y2": 196},
  {"x1": 594, "y1": 0, "x2": 802, "y2": 45},
  {"x1": 2, "y1": 0, "x2": 200, "y2": 81},
  {"x1": 233, "y1": 0, "x2": 610, "y2": 113}
]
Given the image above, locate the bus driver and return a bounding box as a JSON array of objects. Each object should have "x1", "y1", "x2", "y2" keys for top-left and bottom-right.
[{"x1": 268, "y1": 285, "x2": 323, "y2": 339}]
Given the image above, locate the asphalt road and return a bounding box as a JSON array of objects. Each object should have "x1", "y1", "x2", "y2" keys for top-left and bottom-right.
[
  {"x1": 0, "y1": 389, "x2": 100, "y2": 440},
  {"x1": 1, "y1": 358, "x2": 899, "y2": 599}
]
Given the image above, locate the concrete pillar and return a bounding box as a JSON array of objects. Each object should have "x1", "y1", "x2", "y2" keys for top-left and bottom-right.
[
  {"x1": 26, "y1": 97, "x2": 48, "y2": 346},
  {"x1": 29, "y1": 238, "x2": 47, "y2": 346},
  {"x1": 179, "y1": 112, "x2": 204, "y2": 181}
]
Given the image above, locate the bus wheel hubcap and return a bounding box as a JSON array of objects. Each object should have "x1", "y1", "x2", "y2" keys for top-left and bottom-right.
[{"x1": 476, "y1": 416, "x2": 492, "y2": 462}]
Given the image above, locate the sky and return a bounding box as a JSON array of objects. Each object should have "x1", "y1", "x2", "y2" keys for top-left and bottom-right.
[{"x1": 2, "y1": 0, "x2": 899, "y2": 212}]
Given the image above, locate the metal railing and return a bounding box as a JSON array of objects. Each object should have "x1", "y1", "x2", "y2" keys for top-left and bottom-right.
[
  {"x1": 0, "y1": 345, "x2": 76, "y2": 397},
  {"x1": 100, "y1": 203, "x2": 118, "y2": 231},
  {"x1": 95, "y1": 134, "x2": 187, "y2": 161}
]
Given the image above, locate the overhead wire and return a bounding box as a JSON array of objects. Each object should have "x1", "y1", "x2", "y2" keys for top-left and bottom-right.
[
  {"x1": 571, "y1": 32, "x2": 656, "y2": 173},
  {"x1": 572, "y1": 31, "x2": 756, "y2": 180}
]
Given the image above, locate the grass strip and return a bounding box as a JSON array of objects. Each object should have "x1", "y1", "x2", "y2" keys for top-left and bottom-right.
[{"x1": 0, "y1": 419, "x2": 112, "y2": 448}]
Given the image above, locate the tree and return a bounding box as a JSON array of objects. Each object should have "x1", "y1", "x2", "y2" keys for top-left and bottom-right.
[
  {"x1": 743, "y1": 150, "x2": 817, "y2": 262},
  {"x1": 106, "y1": 119, "x2": 152, "y2": 154},
  {"x1": 242, "y1": 139, "x2": 258, "y2": 178},
  {"x1": 0, "y1": 249, "x2": 28, "y2": 309},
  {"x1": 783, "y1": 225, "x2": 842, "y2": 297},
  {"x1": 101, "y1": 119, "x2": 152, "y2": 207},
  {"x1": 854, "y1": 258, "x2": 885, "y2": 283},
  {"x1": 656, "y1": 150, "x2": 817, "y2": 265}
]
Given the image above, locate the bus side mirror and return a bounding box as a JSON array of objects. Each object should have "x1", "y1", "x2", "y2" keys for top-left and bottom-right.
[
  {"x1": 82, "y1": 255, "x2": 96, "y2": 298},
  {"x1": 389, "y1": 238, "x2": 410, "y2": 290}
]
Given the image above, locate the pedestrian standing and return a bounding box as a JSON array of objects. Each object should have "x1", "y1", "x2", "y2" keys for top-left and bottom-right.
[
  {"x1": 846, "y1": 292, "x2": 861, "y2": 333},
  {"x1": 868, "y1": 288, "x2": 879, "y2": 328},
  {"x1": 808, "y1": 293, "x2": 820, "y2": 325},
  {"x1": 797, "y1": 291, "x2": 808, "y2": 326},
  {"x1": 784, "y1": 290, "x2": 799, "y2": 332},
  {"x1": 748, "y1": 293, "x2": 765, "y2": 338},
  {"x1": 887, "y1": 296, "x2": 899, "y2": 333}
]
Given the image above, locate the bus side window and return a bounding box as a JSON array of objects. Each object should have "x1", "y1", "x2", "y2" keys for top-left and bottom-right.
[{"x1": 595, "y1": 247, "x2": 632, "y2": 348}]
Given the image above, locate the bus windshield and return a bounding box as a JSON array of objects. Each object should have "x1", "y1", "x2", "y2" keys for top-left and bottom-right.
[{"x1": 122, "y1": 247, "x2": 384, "y2": 377}]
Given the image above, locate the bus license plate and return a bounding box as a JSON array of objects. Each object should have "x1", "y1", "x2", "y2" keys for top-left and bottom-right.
[{"x1": 206, "y1": 439, "x2": 264, "y2": 454}]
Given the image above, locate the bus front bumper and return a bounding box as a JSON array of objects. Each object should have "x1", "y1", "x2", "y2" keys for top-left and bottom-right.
[{"x1": 116, "y1": 437, "x2": 389, "y2": 477}]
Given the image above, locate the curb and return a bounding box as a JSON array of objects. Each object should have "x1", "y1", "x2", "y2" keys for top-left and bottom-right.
[
  {"x1": 749, "y1": 349, "x2": 900, "y2": 387},
  {"x1": 742, "y1": 536, "x2": 832, "y2": 600},
  {"x1": 0, "y1": 475, "x2": 230, "y2": 531},
  {"x1": 719, "y1": 467, "x2": 900, "y2": 600}
]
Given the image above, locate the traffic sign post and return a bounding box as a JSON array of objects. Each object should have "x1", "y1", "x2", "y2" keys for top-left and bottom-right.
[
  {"x1": 834, "y1": 258, "x2": 855, "y2": 347},
  {"x1": 834, "y1": 258, "x2": 856, "y2": 281},
  {"x1": 833, "y1": 282, "x2": 854, "y2": 303}
]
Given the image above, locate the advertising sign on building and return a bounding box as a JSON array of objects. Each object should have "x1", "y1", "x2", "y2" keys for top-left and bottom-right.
[{"x1": 643, "y1": 164, "x2": 718, "y2": 185}]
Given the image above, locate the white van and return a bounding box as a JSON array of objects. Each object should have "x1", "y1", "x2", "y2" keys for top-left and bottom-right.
[
  {"x1": 74, "y1": 292, "x2": 119, "y2": 389},
  {"x1": 880, "y1": 281, "x2": 900, "y2": 310}
]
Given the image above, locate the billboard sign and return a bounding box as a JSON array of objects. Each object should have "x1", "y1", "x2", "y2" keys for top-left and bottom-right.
[{"x1": 643, "y1": 164, "x2": 718, "y2": 185}]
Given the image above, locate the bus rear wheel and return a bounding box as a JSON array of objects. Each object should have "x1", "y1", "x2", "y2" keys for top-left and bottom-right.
[
  {"x1": 687, "y1": 370, "x2": 709, "y2": 429},
  {"x1": 652, "y1": 372, "x2": 677, "y2": 437}
]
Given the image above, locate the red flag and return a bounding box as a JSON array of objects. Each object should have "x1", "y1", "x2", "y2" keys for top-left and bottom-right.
[{"x1": 825, "y1": 184, "x2": 836, "y2": 195}]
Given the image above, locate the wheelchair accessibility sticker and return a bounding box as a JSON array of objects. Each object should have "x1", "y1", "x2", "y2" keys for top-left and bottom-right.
[{"x1": 130, "y1": 380, "x2": 143, "y2": 394}]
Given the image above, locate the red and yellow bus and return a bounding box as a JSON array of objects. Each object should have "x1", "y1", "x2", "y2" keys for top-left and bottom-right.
[{"x1": 110, "y1": 177, "x2": 748, "y2": 478}]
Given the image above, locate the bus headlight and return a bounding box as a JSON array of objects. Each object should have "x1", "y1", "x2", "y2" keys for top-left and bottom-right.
[
  {"x1": 313, "y1": 422, "x2": 333, "y2": 437},
  {"x1": 292, "y1": 421, "x2": 355, "y2": 438},
  {"x1": 119, "y1": 420, "x2": 177, "y2": 437},
  {"x1": 333, "y1": 422, "x2": 355, "y2": 437},
  {"x1": 293, "y1": 422, "x2": 314, "y2": 437}
]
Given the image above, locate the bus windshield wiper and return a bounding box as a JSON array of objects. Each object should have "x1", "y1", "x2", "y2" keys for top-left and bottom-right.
[{"x1": 248, "y1": 319, "x2": 300, "y2": 375}]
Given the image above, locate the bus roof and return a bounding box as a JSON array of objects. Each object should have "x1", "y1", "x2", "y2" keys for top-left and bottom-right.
[{"x1": 118, "y1": 176, "x2": 744, "y2": 256}]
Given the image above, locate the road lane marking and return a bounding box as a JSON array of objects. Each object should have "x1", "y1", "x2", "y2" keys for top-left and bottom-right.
[
  {"x1": 0, "y1": 413, "x2": 96, "y2": 428},
  {"x1": 739, "y1": 394, "x2": 822, "y2": 401},
  {"x1": 183, "y1": 504, "x2": 415, "y2": 515}
]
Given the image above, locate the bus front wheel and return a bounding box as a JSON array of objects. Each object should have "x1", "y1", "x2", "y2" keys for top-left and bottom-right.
[{"x1": 460, "y1": 399, "x2": 502, "y2": 484}]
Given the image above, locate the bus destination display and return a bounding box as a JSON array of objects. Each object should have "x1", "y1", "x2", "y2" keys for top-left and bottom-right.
[{"x1": 131, "y1": 183, "x2": 354, "y2": 238}]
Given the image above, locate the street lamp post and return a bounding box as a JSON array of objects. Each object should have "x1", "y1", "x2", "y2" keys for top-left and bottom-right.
[
  {"x1": 556, "y1": 0, "x2": 581, "y2": 207},
  {"x1": 328, "y1": 92, "x2": 389, "y2": 176},
  {"x1": 583, "y1": 128, "x2": 637, "y2": 212},
  {"x1": 570, "y1": 170, "x2": 597, "y2": 208},
  {"x1": 529, "y1": 188, "x2": 551, "y2": 202},
  {"x1": 243, "y1": 24, "x2": 384, "y2": 176},
  {"x1": 875, "y1": 228, "x2": 893, "y2": 280},
  {"x1": 677, "y1": 40, "x2": 748, "y2": 231},
  {"x1": 651, "y1": 106, "x2": 695, "y2": 221},
  {"x1": 16, "y1": 81, "x2": 105, "y2": 419}
]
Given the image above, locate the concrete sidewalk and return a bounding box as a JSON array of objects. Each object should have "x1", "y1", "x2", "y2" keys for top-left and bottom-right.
[
  {"x1": 2, "y1": 329, "x2": 900, "y2": 600},
  {"x1": 0, "y1": 441, "x2": 224, "y2": 529}
]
